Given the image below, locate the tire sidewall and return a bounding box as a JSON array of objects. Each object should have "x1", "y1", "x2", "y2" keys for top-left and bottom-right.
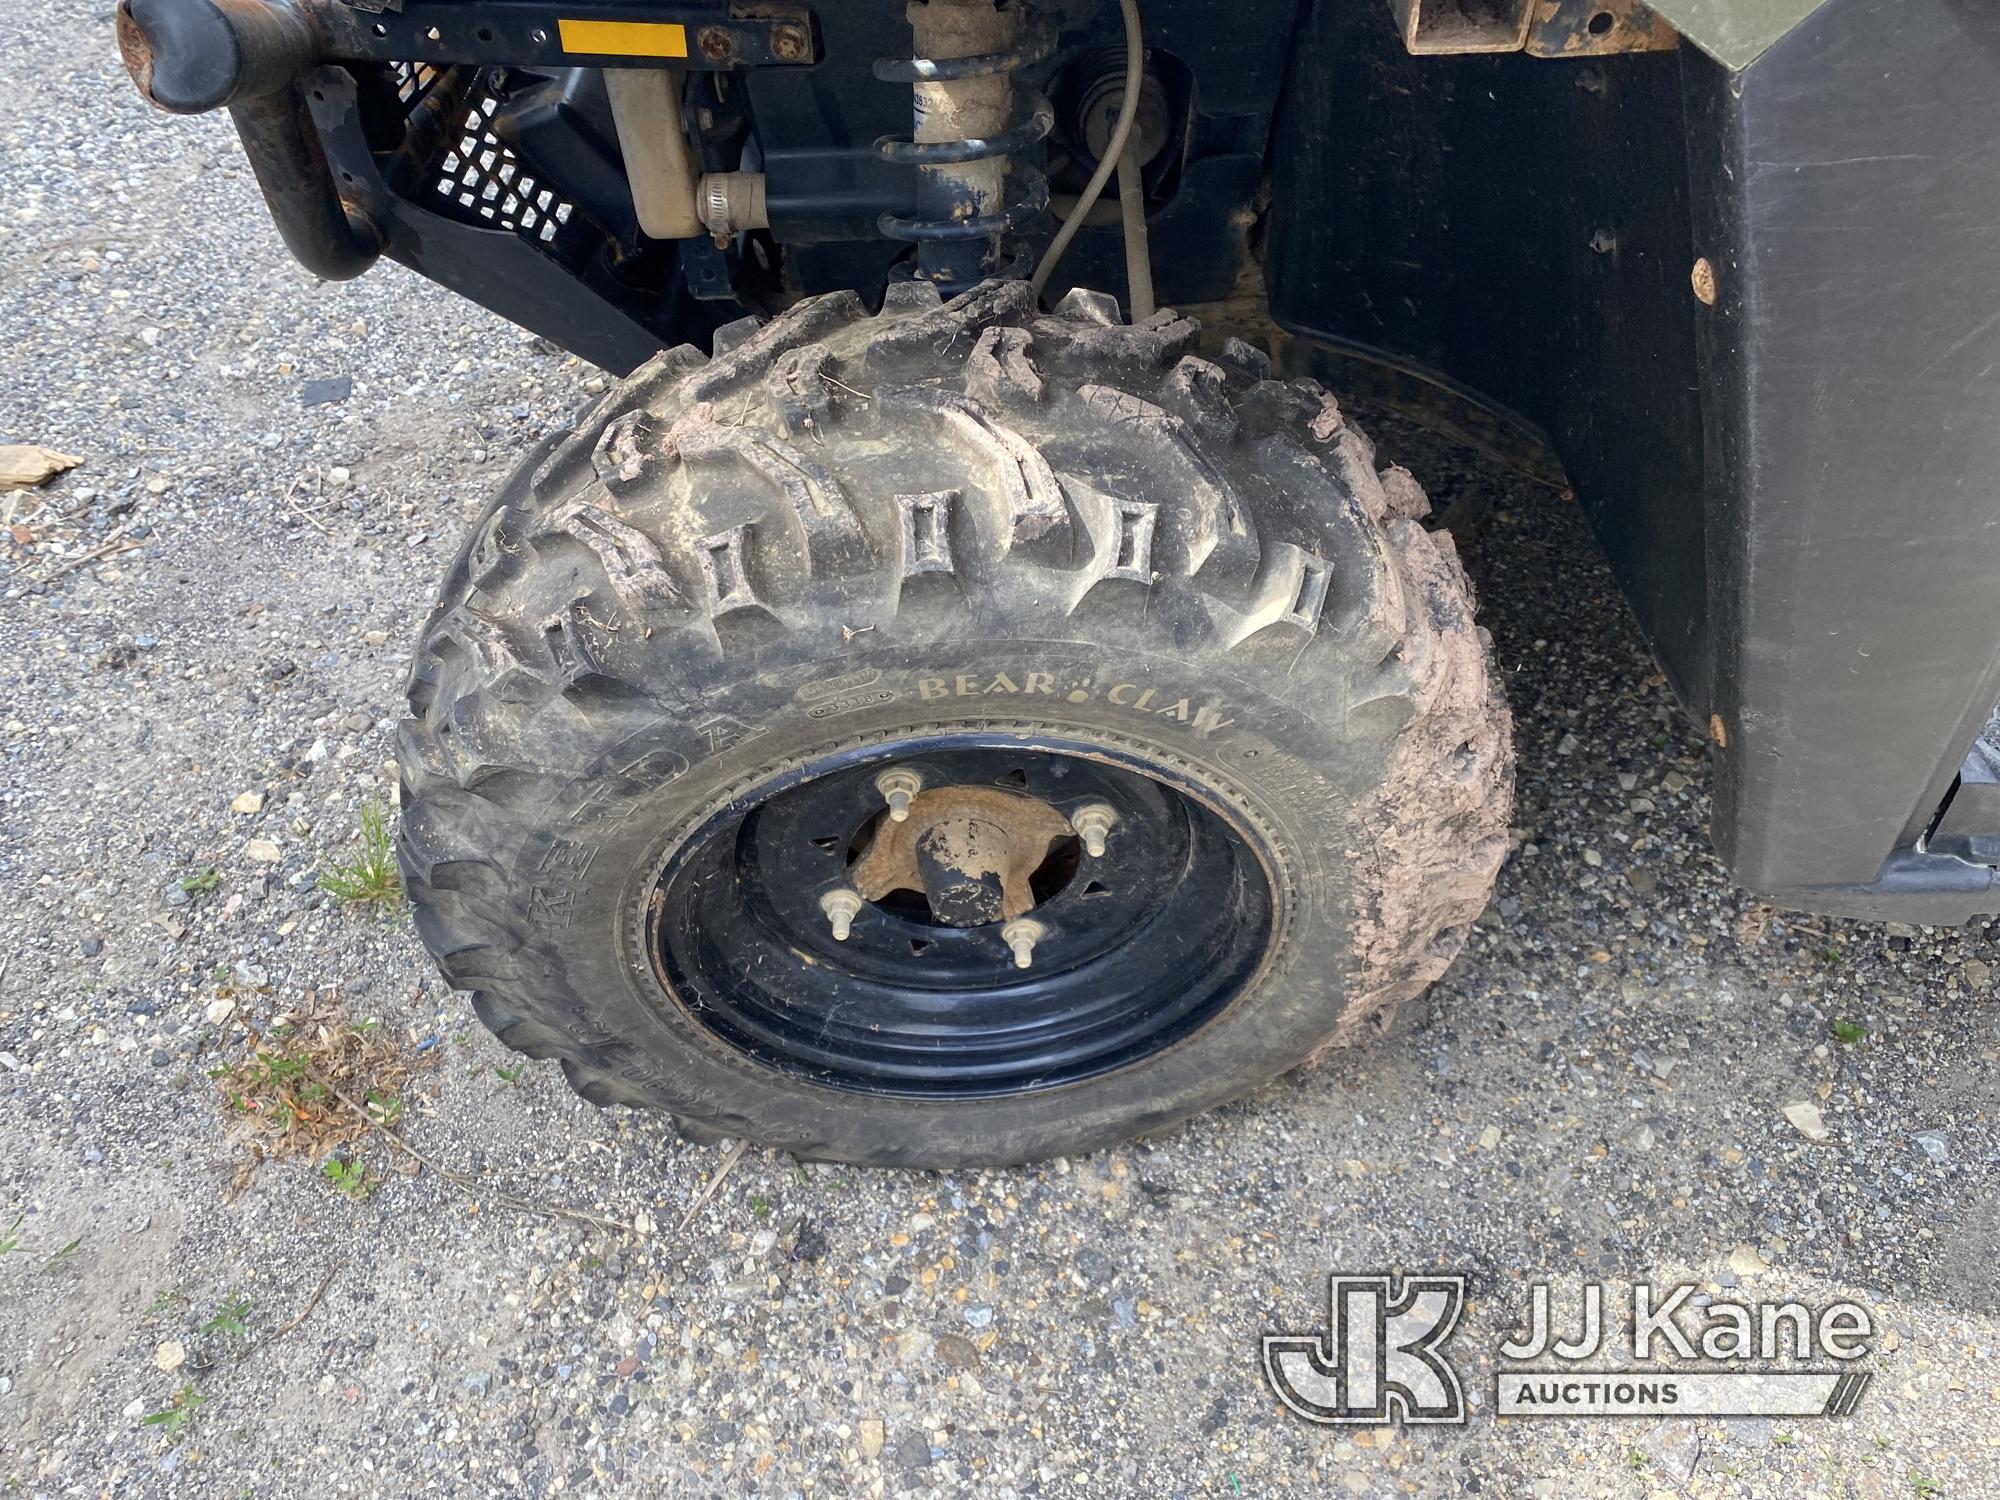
[{"x1": 510, "y1": 634, "x2": 1392, "y2": 1165}]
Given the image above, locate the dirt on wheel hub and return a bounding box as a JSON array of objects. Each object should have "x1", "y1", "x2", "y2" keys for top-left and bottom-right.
[{"x1": 846, "y1": 774, "x2": 1078, "y2": 929}]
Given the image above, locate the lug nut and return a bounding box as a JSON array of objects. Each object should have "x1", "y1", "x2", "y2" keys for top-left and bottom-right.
[
  {"x1": 875, "y1": 768, "x2": 924, "y2": 822},
  {"x1": 820, "y1": 888, "x2": 864, "y2": 941},
  {"x1": 1001, "y1": 918, "x2": 1045, "y2": 970},
  {"x1": 1070, "y1": 802, "x2": 1118, "y2": 859}
]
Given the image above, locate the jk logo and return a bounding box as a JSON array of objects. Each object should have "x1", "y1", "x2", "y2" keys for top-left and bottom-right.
[{"x1": 1262, "y1": 1274, "x2": 1468, "y2": 1425}]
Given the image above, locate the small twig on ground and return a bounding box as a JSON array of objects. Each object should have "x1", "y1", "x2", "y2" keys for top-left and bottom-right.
[
  {"x1": 30, "y1": 532, "x2": 135, "y2": 585},
  {"x1": 822, "y1": 373, "x2": 873, "y2": 402},
  {"x1": 5, "y1": 500, "x2": 53, "y2": 534},
  {"x1": 254, "y1": 1262, "x2": 341, "y2": 1352},
  {"x1": 281, "y1": 477, "x2": 333, "y2": 536},
  {"x1": 674, "y1": 1139, "x2": 750, "y2": 1236},
  {"x1": 311, "y1": 1067, "x2": 630, "y2": 1235}
]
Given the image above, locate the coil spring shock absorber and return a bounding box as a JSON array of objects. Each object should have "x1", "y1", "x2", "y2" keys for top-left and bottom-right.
[{"x1": 875, "y1": 0, "x2": 1055, "y2": 290}]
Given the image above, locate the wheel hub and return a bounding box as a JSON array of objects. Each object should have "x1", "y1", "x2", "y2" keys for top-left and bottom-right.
[
  {"x1": 849, "y1": 783, "x2": 1075, "y2": 926},
  {"x1": 644, "y1": 736, "x2": 1278, "y2": 1099}
]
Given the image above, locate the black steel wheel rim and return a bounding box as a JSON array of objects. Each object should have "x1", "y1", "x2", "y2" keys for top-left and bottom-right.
[{"x1": 644, "y1": 734, "x2": 1279, "y2": 1099}]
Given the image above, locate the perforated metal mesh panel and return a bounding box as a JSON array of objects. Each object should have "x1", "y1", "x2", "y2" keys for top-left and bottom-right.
[
  {"x1": 393, "y1": 61, "x2": 441, "y2": 105},
  {"x1": 435, "y1": 92, "x2": 574, "y2": 244},
  {"x1": 392, "y1": 64, "x2": 584, "y2": 254}
]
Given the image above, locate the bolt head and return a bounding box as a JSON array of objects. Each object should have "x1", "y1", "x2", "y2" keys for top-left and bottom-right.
[{"x1": 771, "y1": 22, "x2": 809, "y2": 61}]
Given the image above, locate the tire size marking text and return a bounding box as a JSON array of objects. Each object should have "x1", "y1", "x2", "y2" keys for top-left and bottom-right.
[{"x1": 808, "y1": 691, "x2": 898, "y2": 719}]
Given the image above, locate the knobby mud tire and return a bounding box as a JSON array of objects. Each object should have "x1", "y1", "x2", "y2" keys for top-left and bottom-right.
[{"x1": 396, "y1": 281, "x2": 1513, "y2": 1166}]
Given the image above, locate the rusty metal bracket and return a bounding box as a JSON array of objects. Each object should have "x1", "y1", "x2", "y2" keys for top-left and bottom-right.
[
  {"x1": 120, "y1": 0, "x2": 817, "y2": 118},
  {"x1": 1386, "y1": 0, "x2": 1677, "y2": 58},
  {"x1": 1525, "y1": 0, "x2": 1678, "y2": 57},
  {"x1": 1386, "y1": 0, "x2": 1530, "y2": 55},
  {"x1": 324, "y1": 1, "x2": 819, "y2": 71}
]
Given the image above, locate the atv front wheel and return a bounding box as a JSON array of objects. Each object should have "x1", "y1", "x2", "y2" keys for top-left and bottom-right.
[{"x1": 397, "y1": 280, "x2": 1512, "y2": 1167}]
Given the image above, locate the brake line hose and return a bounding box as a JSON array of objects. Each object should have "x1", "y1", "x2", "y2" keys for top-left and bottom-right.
[
  {"x1": 1028, "y1": 0, "x2": 1147, "y2": 310},
  {"x1": 1115, "y1": 140, "x2": 1155, "y2": 320}
]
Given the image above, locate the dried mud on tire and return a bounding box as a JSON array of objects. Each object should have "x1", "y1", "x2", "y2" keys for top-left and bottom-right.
[{"x1": 396, "y1": 280, "x2": 1513, "y2": 1165}]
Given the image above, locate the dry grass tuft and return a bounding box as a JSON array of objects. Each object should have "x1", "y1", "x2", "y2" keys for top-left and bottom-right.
[{"x1": 212, "y1": 997, "x2": 427, "y2": 1193}]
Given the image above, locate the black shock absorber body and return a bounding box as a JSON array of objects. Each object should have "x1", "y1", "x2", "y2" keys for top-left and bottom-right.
[{"x1": 875, "y1": 0, "x2": 1053, "y2": 289}]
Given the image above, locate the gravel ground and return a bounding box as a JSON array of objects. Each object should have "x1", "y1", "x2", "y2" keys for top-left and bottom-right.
[{"x1": 2, "y1": 10, "x2": 1997, "y2": 1498}]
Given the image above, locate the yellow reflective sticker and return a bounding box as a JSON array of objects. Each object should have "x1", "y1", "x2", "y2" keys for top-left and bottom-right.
[{"x1": 556, "y1": 19, "x2": 690, "y2": 58}]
